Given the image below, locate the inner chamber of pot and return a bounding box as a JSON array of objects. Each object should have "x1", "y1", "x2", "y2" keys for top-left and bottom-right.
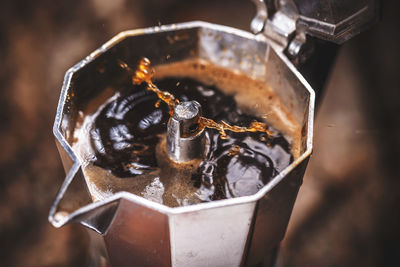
[{"x1": 71, "y1": 58, "x2": 301, "y2": 207}]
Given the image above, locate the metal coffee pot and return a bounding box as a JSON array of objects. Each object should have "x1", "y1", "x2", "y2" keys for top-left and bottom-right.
[{"x1": 49, "y1": 1, "x2": 378, "y2": 266}]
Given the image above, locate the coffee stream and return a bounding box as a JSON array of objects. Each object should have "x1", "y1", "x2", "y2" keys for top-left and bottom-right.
[
  {"x1": 87, "y1": 58, "x2": 293, "y2": 205},
  {"x1": 132, "y1": 57, "x2": 274, "y2": 139}
]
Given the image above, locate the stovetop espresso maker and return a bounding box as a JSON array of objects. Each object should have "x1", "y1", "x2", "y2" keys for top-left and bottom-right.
[{"x1": 49, "y1": 1, "x2": 378, "y2": 266}]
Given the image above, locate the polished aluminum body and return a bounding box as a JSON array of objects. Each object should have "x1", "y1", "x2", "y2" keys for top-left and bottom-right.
[{"x1": 49, "y1": 21, "x2": 315, "y2": 267}]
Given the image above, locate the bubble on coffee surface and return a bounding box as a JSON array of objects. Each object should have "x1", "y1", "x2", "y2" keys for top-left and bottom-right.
[{"x1": 73, "y1": 59, "x2": 294, "y2": 206}]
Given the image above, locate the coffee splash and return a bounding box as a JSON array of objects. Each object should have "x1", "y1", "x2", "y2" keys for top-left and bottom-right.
[{"x1": 132, "y1": 57, "x2": 273, "y2": 139}]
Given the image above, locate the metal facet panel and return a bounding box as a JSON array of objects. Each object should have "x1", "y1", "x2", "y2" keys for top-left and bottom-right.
[
  {"x1": 198, "y1": 27, "x2": 268, "y2": 79},
  {"x1": 264, "y1": 47, "x2": 310, "y2": 128},
  {"x1": 245, "y1": 158, "x2": 308, "y2": 266},
  {"x1": 104, "y1": 199, "x2": 171, "y2": 267},
  {"x1": 169, "y1": 202, "x2": 256, "y2": 267}
]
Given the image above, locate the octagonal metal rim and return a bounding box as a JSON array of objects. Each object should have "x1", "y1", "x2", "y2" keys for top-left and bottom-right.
[{"x1": 50, "y1": 21, "x2": 315, "y2": 227}]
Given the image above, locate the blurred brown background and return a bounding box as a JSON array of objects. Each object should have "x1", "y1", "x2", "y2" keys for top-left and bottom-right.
[{"x1": 0, "y1": 0, "x2": 399, "y2": 266}]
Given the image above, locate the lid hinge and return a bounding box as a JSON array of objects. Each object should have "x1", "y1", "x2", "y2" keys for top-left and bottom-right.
[{"x1": 251, "y1": 0, "x2": 309, "y2": 63}]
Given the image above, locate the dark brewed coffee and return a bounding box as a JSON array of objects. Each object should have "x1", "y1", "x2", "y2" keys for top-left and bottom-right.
[{"x1": 78, "y1": 75, "x2": 292, "y2": 206}]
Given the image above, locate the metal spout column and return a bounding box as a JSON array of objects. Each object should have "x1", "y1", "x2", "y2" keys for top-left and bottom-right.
[{"x1": 166, "y1": 101, "x2": 205, "y2": 162}]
